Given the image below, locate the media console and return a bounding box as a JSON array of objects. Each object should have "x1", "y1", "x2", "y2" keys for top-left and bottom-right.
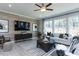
[{"x1": 15, "y1": 33, "x2": 32, "y2": 42}]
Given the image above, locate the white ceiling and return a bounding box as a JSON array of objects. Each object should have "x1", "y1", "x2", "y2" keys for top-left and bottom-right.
[{"x1": 0, "y1": 3, "x2": 79, "y2": 19}]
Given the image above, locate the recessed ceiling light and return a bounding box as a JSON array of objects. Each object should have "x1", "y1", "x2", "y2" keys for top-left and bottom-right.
[{"x1": 8, "y1": 4, "x2": 12, "y2": 7}]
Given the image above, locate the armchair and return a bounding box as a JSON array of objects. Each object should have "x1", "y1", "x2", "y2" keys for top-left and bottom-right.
[
  {"x1": 3, "y1": 40, "x2": 14, "y2": 52},
  {"x1": 0, "y1": 35, "x2": 14, "y2": 52}
]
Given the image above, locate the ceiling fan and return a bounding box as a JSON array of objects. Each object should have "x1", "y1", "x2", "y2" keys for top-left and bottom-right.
[{"x1": 34, "y1": 3, "x2": 53, "y2": 12}]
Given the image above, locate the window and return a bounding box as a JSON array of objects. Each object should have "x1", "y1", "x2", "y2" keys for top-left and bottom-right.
[
  {"x1": 44, "y1": 20, "x2": 53, "y2": 34},
  {"x1": 68, "y1": 16, "x2": 79, "y2": 36},
  {"x1": 54, "y1": 18, "x2": 66, "y2": 33},
  {"x1": 43, "y1": 13, "x2": 79, "y2": 37}
]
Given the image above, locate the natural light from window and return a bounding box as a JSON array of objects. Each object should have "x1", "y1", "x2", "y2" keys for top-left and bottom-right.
[
  {"x1": 44, "y1": 20, "x2": 53, "y2": 34},
  {"x1": 54, "y1": 18, "x2": 66, "y2": 33}
]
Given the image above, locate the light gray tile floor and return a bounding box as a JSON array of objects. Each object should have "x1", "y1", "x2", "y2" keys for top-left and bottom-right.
[{"x1": 0, "y1": 39, "x2": 46, "y2": 56}]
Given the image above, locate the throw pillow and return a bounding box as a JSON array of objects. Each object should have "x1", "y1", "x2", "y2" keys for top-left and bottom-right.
[
  {"x1": 43, "y1": 37, "x2": 49, "y2": 42},
  {"x1": 59, "y1": 34, "x2": 63, "y2": 38},
  {"x1": 72, "y1": 48, "x2": 76, "y2": 54}
]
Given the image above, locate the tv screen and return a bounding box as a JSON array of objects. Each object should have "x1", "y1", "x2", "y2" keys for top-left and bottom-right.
[{"x1": 14, "y1": 21, "x2": 30, "y2": 31}]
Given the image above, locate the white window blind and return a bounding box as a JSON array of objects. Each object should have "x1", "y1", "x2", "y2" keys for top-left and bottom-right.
[
  {"x1": 54, "y1": 18, "x2": 66, "y2": 33},
  {"x1": 44, "y1": 20, "x2": 53, "y2": 34},
  {"x1": 68, "y1": 16, "x2": 79, "y2": 36}
]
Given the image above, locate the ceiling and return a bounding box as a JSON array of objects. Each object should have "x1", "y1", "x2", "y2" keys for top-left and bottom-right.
[{"x1": 0, "y1": 3, "x2": 79, "y2": 20}]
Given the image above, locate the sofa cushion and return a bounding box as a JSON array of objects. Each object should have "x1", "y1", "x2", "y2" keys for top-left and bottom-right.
[
  {"x1": 51, "y1": 34, "x2": 54, "y2": 37},
  {"x1": 50, "y1": 37, "x2": 71, "y2": 45},
  {"x1": 53, "y1": 33, "x2": 60, "y2": 37},
  {"x1": 59, "y1": 34, "x2": 64, "y2": 38},
  {"x1": 50, "y1": 37, "x2": 55, "y2": 43},
  {"x1": 43, "y1": 37, "x2": 49, "y2": 42}
]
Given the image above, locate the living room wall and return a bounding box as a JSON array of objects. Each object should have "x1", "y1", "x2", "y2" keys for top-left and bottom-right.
[
  {"x1": 37, "y1": 20, "x2": 44, "y2": 33},
  {"x1": 0, "y1": 11, "x2": 38, "y2": 40}
]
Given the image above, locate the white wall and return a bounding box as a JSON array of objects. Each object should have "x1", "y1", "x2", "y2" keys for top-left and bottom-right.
[{"x1": 37, "y1": 20, "x2": 44, "y2": 33}]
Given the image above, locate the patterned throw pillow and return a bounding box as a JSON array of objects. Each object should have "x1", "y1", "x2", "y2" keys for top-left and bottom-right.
[{"x1": 72, "y1": 48, "x2": 76, "y2": 54}]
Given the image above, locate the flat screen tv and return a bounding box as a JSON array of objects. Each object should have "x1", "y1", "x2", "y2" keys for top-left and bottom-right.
[{"x1": 14, "y1": 21, "x2": 30, "y2": 31}]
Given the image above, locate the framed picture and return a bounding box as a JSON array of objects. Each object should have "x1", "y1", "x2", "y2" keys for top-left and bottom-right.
[
  {"x1": 33, "y1": 24, "x2": 37, "y2": 31},
  {"x1": 0, "y1": 20, "x2": 9, "y2": 32}
]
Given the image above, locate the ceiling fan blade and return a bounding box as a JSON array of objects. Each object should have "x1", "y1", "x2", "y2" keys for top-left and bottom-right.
[
  {"x1": 35, "y1": 4, "x2": 41, "y2": 8},
  {"x1": 34, "y1": 9, "x2": 40, "y2": 11},
  {"x1": 46, "y1": 9, "x2": 53, "y2": 11},
  {"x1": 46, "y1": 3, "x2": 52, "y2": 7}
]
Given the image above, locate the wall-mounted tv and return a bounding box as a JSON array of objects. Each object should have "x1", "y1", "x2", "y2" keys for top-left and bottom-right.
[{"x1": 14, "y1": 21, "x2": 30, "y2": 31}]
